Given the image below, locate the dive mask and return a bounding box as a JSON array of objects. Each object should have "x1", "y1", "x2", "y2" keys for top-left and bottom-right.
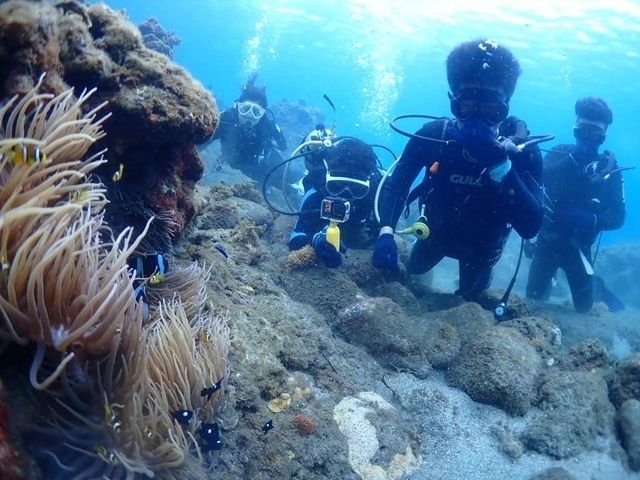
[
  {"x1": 237, "y1": 101, "x2": 266, "y2": 121},
  {"x1": 449, "y1": 88, "x2": 509, "y2": 125},
  {"x1": 573, "y1": 123, "x2": 606, "y2": 146},
  {"x1": 325, "y1": 169, "x2": 371, "y2": 199}
]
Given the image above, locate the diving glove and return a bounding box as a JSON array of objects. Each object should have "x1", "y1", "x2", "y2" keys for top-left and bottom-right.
[
  {"x1": 312, "y1": 232, "x2": 343, "y2": 268},
  {"x1": 372, "y1": 233, "x2": 399, "y2": 271}
]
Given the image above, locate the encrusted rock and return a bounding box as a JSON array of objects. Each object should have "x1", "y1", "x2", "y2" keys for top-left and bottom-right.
[
  {"x1": 607, "y1": 353, "x2": 640, "y2": 409},
  {"x1": 558, "y1": 338, "x2": 611, "y2": 371},
  {"x1": 617, "y1": 399, "x2": 640, "y2": 471},
  {"x1": 446, "y1": 325, "x2": 541, "y2": 415},
  {"x1": 333, "y1": 297, "x2": 432, "y2": 378},
  {"x1": 522, "y1": 370, "x2": 615, "y2": 458}
]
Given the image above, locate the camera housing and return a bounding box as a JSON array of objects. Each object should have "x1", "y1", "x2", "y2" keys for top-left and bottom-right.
[{"x1": 321, "y1": 197, "x2": 351, "y2": 223}]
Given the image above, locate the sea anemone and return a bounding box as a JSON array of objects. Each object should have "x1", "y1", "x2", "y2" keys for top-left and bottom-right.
[
  {"x1": 0, "y1": 73, "x2": 148, "y2": 389},
  {"x1": 0, "y1": 76, "x2": 230, "y2": 479}
]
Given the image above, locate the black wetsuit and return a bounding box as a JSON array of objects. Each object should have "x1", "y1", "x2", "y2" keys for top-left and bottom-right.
[
  {"x1": 289, "y1": 179, "x2": 381, "y2": 251},
  {"x1": 213, "y1": 107, "x2": 287, "y2": 185},
  {"x1": 526, "y1": 145, "x2": 625, "y2": 312},
  {"x1": 377, "y1": 118, "x2": 544, "y2": 300}
]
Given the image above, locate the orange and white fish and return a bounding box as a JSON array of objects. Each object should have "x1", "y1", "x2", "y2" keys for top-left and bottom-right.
[{"x1": 3, "y1": 143, "x2": 46, "y2": 166}]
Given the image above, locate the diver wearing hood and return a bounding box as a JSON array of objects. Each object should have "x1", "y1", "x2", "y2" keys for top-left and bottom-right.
[
  {"x1": 288, "y1": 137, "x2": 381, "y2": 268},
  {"x1": 373, "y1": 39, "x2": 544, "y2": 301},
  {"x1": 212, "y1": 74, "x2": 287, "y2": 185},
  {"x1": 526, "y1": 97, "x2": 626, "y2": 313}
]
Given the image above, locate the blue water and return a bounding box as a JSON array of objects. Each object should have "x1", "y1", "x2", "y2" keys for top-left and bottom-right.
[{"x1": 101, "y1": 0, "x2": 640, "y2": 244}]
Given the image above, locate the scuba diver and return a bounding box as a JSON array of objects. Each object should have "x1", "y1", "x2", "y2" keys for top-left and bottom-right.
[
  {"x1": 526, "y1": 97, "x2": 627, "y2": 313},
  {"x1": 211, "y1": 74, "x2": 287, "y2": 186},
  {"x1": 288, "y1": 137, "x2": 382, "y2": 268},
  {"x1": 372, "y1": 39, "x2": 545, "y2": 302}
]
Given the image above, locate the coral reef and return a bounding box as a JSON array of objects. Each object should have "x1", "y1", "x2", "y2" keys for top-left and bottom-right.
[{"x1": 0, "y1": 0, "x2": 218, "y2": 246}]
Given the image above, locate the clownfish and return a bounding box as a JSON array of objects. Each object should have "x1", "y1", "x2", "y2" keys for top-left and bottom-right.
[{"x1": 3, "y1": 143, "x2": 46, "y2": 166}]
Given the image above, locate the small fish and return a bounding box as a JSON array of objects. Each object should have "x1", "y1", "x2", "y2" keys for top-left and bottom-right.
[
  {"x1": 172, "y1": 409, "x2": 194, "y2": 425},
  {"x1": 0, "y1": 254, "x2": 10, "y2": 272},
  {"x1": 149, "y1": 272, "x2": 165, "y2": 284},
  {"x1": 214, "y1": 244, "x2": 229, "y2": 259},
  {"x1": 112, "y1": 163, "x2": 124, "y2": 182},
  {"x1": 93, "y1": 446, "x2": 117, "y2": 465},
  {"x1": 200, "y1": 377, "x2": 224, "y2": 401},
  {"x1": 4, "y1": 143, "x2": 46, "y2": 166},
  {"x1": 199, "y1": 422, "x2": 222, "y2": 452},
  {"x1": 198, "y1": 331, "x2": 213, "y2": 344},
  {"x1": 104, "y1": 403, "x2": 117, "y2": 423},
  {"x1": 70, "y1": 188, "x2": 89, "y2": 203},
  {"x1": 262, "y1": 420, "x2": 274, "y2": 434},
  {"x1": 148, "y1": 253, "x2": 168, "y2": 284}
]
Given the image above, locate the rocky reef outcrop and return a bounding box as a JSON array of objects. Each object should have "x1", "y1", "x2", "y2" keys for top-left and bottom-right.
[{"x1": 0, "y1": 0, "x2": 218, "y2": 247}]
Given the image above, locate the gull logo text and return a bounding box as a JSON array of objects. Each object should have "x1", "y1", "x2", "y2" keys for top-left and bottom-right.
[{"x1": 449, "y1": 174, "x2": 482, "y2": 186}]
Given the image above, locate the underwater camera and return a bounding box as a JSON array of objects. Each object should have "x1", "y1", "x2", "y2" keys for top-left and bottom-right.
[{"x1": 321, "y1": 197, "x2": 350, "y2": 223}]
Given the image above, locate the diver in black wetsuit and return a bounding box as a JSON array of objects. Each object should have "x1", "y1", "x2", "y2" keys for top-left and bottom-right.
[
  {"x1": 372, "y1": 39, "x2": 544, "y2": 301},
  {"x1": 526, "y1": 97, "x2": 626, "y2": 313},
  {"x1": 212, "y1": 74, "x2": 287, "y2": 185},
  {"x1": 289, "y1": 137, "x2": 381, "y2": 268}
]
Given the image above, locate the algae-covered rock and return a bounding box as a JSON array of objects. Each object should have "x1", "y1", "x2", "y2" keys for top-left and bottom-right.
[
  {"x1": 446, "y1": 325, "x2": 541, "y2": 415},
  {"x1": 0, "y1": 0, "x2": 218, "y2": 245},
  {"x1": 522, "y1": 370, "x2": 615, "y2": 458},
  {"x1": 607, "y1": 352, "x2": 640, "y2": 408},
  {"x1": 618, "y1": 399, "x2": 640, "y2": 471}
]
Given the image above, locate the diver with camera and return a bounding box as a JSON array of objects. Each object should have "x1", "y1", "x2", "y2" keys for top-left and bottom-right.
[{"x1": 288, "y1": 137, "x2": 382, "y2": 268}]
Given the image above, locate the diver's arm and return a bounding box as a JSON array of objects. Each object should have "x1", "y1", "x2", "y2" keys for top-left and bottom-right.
[
  {"x1": 377, "y1": 123, "x2": 440, "y2": 231},
  {"x1": 504, "y1": 143, "x2": 544, "y2": 239},
  {"x1": 288, "y1": 190, "x2": 324, "y2": 249},
  {"x1": 596, "y1": 165, "x2": 626, "y2": 231}
]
